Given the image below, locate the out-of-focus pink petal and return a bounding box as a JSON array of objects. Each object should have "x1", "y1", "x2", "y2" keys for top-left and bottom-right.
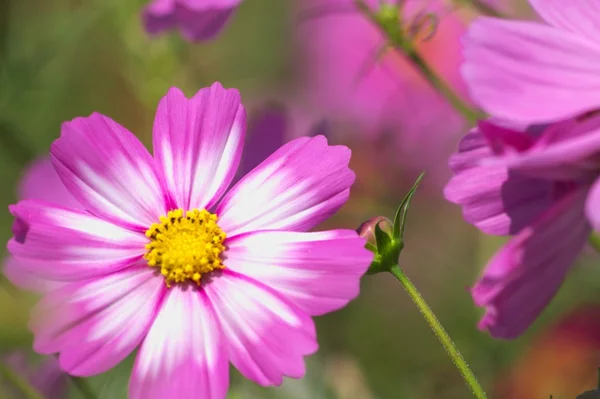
[
  {"x1": 585, "y1": 177, "x2": 600, "y2": 232},
  {"x1": 224, "y1": 230, "x2": 371, "y2": 315},
  {"x1": 130, "y1": 286, "x2": 228, "y2": 399},
  {"x1": 2, "y1": 353, "x2": 68, "y2": 399},
  {"x1": 529, "y1": 0, "x2": 600, "y2": 41},
  {"x1": 3, "y1": 256, "x2": 62, "y2": 293},
  {"x1": 217, "y1": 136, "x2": 354, "y2": 237},
  {"x1": 143, "y1": 0, "x2": 242, "y2": 42},
  {"x1": 18, "y1": 157, "x2": 81, "y2": 209},
  {"x1": 472, "y1": 189, "x2": 590, "y2": 339},
  {"x1": 204, "y1": 271, "x2": 317, "y2": 386},
  {"x1": 236, "y1": 104, "x2": 287, "y2": 181},
  {"x1": 51, "y1": 113, "x2": 168, "y2": 230},
  {"x1": 31, "y1": 266, "x2": 164, "y2": 376},
  {"x1": 444, "y1": 128, "x2": 561, "y2": 235},
  {"x1": 462, "y1": 18, "x2": 600, "y2": 124},
  {"x1": 8, "y1": 200, "x2": 146, "y2": 281},
  {"x1": 152, "y1": 84, "x2": 246, "y2": 211}
]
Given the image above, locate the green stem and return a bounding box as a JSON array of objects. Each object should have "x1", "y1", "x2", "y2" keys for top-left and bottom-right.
[
  {"x1": 588, "y1": 234, "x2": 600, "y2": 254},
  {"x1": 355, "y1": 0, "x2": 482, "y2": 126},
  {"x1": 69, "y1": 376, "x2": 99, "y2": 399},
  {"x1": 0, "y1": 362, "x2": 46, "y2": 399},
  {"x1": 389, "y1": 264, "x2": 487, "y2": 399},
  {"x1": 404, "y1": 49, "x2": 481, "y2": 125}
]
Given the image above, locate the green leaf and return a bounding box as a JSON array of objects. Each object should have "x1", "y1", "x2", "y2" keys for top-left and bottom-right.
[{"x1": 392, "y1": 172, "x2": 425, "y2": 239}]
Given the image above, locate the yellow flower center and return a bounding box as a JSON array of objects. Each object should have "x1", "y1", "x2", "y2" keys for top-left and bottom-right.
[{"x1": 144, "y1": 209, "x2": 226, "y2": 287}]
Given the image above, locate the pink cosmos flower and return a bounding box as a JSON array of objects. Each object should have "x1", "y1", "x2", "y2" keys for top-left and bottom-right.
[
  {"x1": 142, "y1": 0, "x2": 242, "y2": 41},
  {"x1": 6, "y1": 82, "x2": 372, "y2": 398},
  {"x1": 462, "y1": 0, "x2": 600, "y2": 124},
  {"x1": 443, "y1": 116, "x2": 600, "y2": 339}
]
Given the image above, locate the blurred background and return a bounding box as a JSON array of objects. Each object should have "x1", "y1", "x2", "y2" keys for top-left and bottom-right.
[{"x1": 1, "y1": 0, "x2": 600, "y2": 398}]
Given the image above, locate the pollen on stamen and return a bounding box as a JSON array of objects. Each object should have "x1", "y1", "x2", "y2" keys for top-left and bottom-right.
[{"x1": 144, "y1": 209, "x2": 227, "y2": 287}]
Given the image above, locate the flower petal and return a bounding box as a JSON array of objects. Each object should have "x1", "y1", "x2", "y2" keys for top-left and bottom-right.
[
  {"x1": 130, "y1": 285, "x2": 228, "y2": 399},
  {"x1": 529, "y1": 0, "x2": 600, "y2": 41},
  {"x1": 462, "y1": 18, "x2": 600, "y2": 123},
  {"x1": 3, "y1": 256, "x2": 62, "y2": 293},
  {"x1": 152, "y1": 84, "x2": 246, "y2": 211},
  {"x1": 8, "y1": 200, "x2": 147, "y2": 281},
  {"x1": 236, "y1": 105, "x2": 287, "y2": 182},
  {"x1": 217, "y1": 136, "x2": 354, "y2": 237},
  {"x1": 31, "y1": 266, "x2": 164, "y2": 376},
  {"x1": 482, "y1": 116, "x2": 600, "y2": 181},
  {"x1": 18, "y1": 157, "x2": 81, "y2": 209},
  {"x1": 472, "y1": 189, "x2": 590, "y2": 339},
  {"x1": 585, "y1": 177, "x2": 600, "y2": 232},
  {"x1": 224, "y1": 230, "x2": 371, "y2": 316},
  {"x1": 444, "y1": 128, "x2": 560, "y2": 235},
  {"x1": 204, "y1": 271, "x2": 317, "y2": 386},
  {"x1": 143, "y1": 0, "x2": 241, "y2": 42},
  {"x1": 51, "y1": 113, "x2": 167, "y2": 230}
]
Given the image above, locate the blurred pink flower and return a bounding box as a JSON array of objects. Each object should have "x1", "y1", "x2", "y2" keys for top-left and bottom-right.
[
  {"x1": 295, "y1": 0, "x2": 489, "y2": 188},
  {"x1": 142, "y1": 0, "x2": 242, "y2": 41},
  {"x1": 7, "y1": 83, "x2": 372, "y2": 399},
  {"x1": 462, "y1": 0, "x2": 600, "y2": 124},
  {"x1": 2, "y1": 352, "x2": 68, "y2": 399},
  {"x1": 296, "y1": 0, "x2": 470, "y2": 144},
  {"x1": 236, "y1": 102, "x2": 328, "y2": 183},
  {"x1": 444, "y1": 116, "x2": 600, "y2": 338}
]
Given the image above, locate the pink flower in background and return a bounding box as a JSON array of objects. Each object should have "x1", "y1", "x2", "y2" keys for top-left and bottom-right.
[
  {"x1": 444, "y1": 115, "x2": 600, "y2": 339},
  {"x1": 1, "y1": 352, "x2": 68, "y2": 399},
  {"x1": 3, "y1": 158, "x2": 79, "y2": 294},
  {"x1": 295, "y1": 0, "x2": 472, "y2": 182},
  {"x1": 7, "y1": 82, "x2": 372, "y2": 399},
  {"x1": 462, "y1": 0, "x2": 600, "y2": 124},
  {"x1": 237, "y1": 102, "x2": 328, "y2": 183},
  {"x1": 143, "y1": 0, "x2": 242, "y2": 41}
]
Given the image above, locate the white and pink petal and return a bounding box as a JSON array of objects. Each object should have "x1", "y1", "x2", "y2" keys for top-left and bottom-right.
[
  {"x1": 224, "y1": 230, "x2": 371, "y2": 315},
  {"x1": 204, "y1": 271, "x2": 318, "y2": 386},
  {"x1": 52, "y1": 113, "x2": 168, "y2": 230},
  {"x1": 130, "y1": 286, "x2": 228, "y2": 399},
  {"x1": 152, "y1": 84, "x2": 246, "y2": 211},
  {"x1": 217, "y1": 136, "x2": 355, "y2": 237},
  {"x1": 8, "y1": 200, "x2": 147, "y2": 281},
  {"x1": 31, "y1": 266, "x2": 164, "y2": 376}
]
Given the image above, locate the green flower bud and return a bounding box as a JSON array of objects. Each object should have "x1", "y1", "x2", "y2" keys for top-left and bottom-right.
[{"x1": 358, "y1": 173, "x2": 424, "y2": 275}]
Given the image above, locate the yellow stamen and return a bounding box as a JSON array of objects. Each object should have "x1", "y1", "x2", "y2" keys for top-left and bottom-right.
[{"x1": 144, "y1": 209, "x2": 226, "y2": 287}]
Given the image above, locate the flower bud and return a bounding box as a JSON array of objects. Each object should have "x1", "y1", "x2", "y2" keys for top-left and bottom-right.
[{"x1": 356, "y1": 216, "x2": 392, "y2": 248}]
